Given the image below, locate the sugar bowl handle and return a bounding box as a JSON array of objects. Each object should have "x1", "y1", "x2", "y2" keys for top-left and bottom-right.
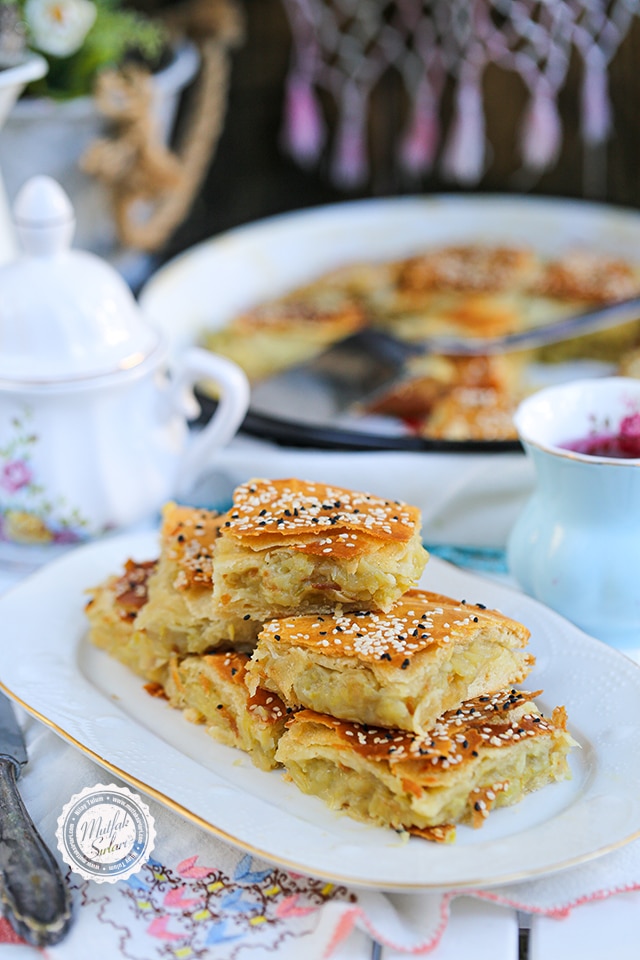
[{"x1": 169, "y1": 347, "x2": 250, "y2": 498}]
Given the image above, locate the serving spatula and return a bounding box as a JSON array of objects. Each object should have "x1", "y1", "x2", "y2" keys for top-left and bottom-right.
[
  {"x1": 249, "y1": 294, "x2": 640, "y2": 417},
  {"x1": 0, "y1": 690, "x2": 72, "y2": 946}
]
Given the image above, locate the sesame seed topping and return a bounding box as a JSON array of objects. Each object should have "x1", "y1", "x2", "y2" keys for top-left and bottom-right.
[
  {"x1": 292, "y1": 688, "x2": 556, "y2": 774},
  {"x1": 219, "y1": 477, "x2": 420, "y2": 554},
  {"x1": 259, "y1": 587, "x2": 527, "y2": 665}
]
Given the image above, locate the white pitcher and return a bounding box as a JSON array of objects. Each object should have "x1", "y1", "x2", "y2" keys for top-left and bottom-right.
[{"x1": 0, "y1": 176, "x2": 250, "y2": 562}]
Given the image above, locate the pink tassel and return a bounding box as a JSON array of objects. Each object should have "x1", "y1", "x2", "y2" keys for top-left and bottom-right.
[
  {"x1": 441, "y1": 77, "x2": 485, "y2": 185},
  {"x1": 331, "y1": 83, "x2": 369, "y2": 188},
  {"x1": 399, "y1": 80, "x2": 441, "y2": 176},
  {"x1": 520, "y1": 87, "x2": 563, "y2": 171},
  {"x1": 281, "y1": 73, "x2": 326, "y2": 165},
  {"x1": 581, "y1": 54, "x2": 612, "y2": 146}
]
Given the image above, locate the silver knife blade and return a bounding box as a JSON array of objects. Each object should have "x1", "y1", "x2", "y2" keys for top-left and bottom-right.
[
  {"x1": 0, "y1": 689, "x2": 72, "y2": 946},
  {"x1": 249, "y1": 295, "x2": 640, "y2": 421},
  {"x1": 0, "y1": 692, "x2": 27, "y2": 771}
]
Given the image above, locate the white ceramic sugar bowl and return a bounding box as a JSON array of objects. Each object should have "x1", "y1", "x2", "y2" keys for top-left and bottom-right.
[{"x1": 0, "y1": 176, "x2": 250, "y2": 562}]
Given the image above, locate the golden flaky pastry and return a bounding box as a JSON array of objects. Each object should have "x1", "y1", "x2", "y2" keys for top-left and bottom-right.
[
  {"x1": 85, "y1": 558, "x2": 168, "y2": 683},
  {"x1": 164, "y1": 651, "x2": 289, "y2": 771},
  {"x1": 276, "y1": 690, "x2": 576, "y2": 842},
  {"x1": 212, "y1": 478, "x2": 429, "y2": 620},
  {"x1": 245, "y1": 589, "x2": 533, "y2": 734},
  {"x1": 201, "y1": 288, "x2": 367, "y2": 383},
  {"x1": 133, "y1": 502, "x2": 260, "y2": 662}
]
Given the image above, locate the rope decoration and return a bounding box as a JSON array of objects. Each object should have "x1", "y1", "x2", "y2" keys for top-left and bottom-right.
[
  {"x1": 280, "y1": 0, "x2": 640, "y2": 192},
  {"x1": 80, "y1": 0, "x2": 243, "y2": 252}
]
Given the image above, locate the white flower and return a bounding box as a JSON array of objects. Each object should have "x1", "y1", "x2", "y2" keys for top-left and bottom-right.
[{"x1": 24, "y1": 0, "x2": 97, "y2": 58}]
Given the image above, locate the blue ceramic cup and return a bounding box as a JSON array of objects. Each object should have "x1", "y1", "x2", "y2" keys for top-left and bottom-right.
[{"x1": 507, "y1": 377, "x2": 640, "y2": 648}]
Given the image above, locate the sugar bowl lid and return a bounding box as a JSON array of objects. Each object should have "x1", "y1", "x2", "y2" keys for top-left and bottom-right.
[{"x1": 0, "y1": 175, "x2": 162, "y2": 384}]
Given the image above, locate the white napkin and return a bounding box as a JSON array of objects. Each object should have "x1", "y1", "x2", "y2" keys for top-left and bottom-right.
[
  {"x1": 3, "y1": 712, "x2": 640, "y2": 960},
  {"x1": 191, "y1": 439, "x2": 534, "y2": 549}
]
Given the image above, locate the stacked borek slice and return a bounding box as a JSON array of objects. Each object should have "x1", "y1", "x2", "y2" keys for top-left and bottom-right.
[{"x1": 86, "y1": 478, "x2": 575, "y2": 841}]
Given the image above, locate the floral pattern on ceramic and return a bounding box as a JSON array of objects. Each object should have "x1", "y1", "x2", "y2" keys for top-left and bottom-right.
[
  {"x1": 0, "y1": 176, "x2": 250, "y2": 562},
  {"x1": 0, "y1": 407, "x2": 91, "y2": 545}
]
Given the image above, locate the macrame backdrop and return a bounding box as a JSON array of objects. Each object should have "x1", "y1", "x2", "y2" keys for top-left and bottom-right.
[{"x1": 279, "y1": 0, "x2": 640, "y2": 194}]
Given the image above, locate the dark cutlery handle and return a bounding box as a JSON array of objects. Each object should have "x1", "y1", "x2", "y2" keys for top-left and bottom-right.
[{"x1": 0, "y1": 758, "x2": 72, "y2": 946}]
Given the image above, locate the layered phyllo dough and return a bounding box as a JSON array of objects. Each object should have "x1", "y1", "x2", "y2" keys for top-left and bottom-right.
[
  {"x1": 245, "y1": 589, "x2": 533, "y2": 734},
  {"x1": 196, "y1": 242, "x2": 640, "y2": 442},
  {"x1": 84, "y1": 483, "x2": 577, "y2": 844},
  {"x1": 85, "y1": 503, "x2": 259, "y2": 682},
  {"x1": 212, "y1": 478, "x2": 428, "y2": 620},
  {"x1": 365, "y1": 353, "x2": 525, "y2": 442},
  {"x1": 202, "y1": 287, "x2": 367, "y2": 382},
  {"x1": 84, "y1": 558, "x2": 168, "y2": 683},
  {"x1": 275, "y1": 689, "x2": 575, "y2": 842},
  {"x1": 164, "y1": 652, "x2": 289, "y2": 771},
  {"x1": 133, "y1": 502, "x2": 261, "y2": 660}
]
